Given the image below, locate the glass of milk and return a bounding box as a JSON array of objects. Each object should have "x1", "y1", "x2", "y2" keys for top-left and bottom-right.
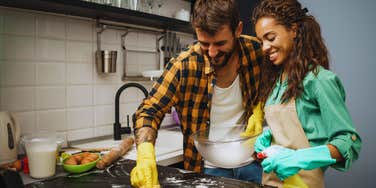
[{"x1": 22, "y1": 131, "x2": 59, "y2": 179}]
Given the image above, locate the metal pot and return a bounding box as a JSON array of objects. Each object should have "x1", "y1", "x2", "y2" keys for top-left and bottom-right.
[{"x1": 96, "y1": 50, "x2": 117, "y2": 74}]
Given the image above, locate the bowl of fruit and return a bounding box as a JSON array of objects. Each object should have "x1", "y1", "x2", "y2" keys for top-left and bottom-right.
[{"x1": 63, "y1": 152, "x2": 101, "y2": 173}]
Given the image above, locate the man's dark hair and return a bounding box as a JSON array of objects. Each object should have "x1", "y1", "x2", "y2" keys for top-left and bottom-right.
[{"x1": 192, "y1": 0, "x2": 240, "y2": 35}]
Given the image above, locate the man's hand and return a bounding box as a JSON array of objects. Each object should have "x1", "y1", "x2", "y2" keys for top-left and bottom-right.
[
  {"x1": 241, "y1": 102, "x2": 264, "y2": 137},
  {"x1": 131, "y1": 127, "x2": 159, "y2": 187},
  {"x1": 130, "y1": 142, "x2": 160, "y2": 188}
]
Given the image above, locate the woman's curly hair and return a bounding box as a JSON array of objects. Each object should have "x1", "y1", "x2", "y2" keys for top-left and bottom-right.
[{"x1": 252, "y1": 0, "x2": 329, "y2": 103}]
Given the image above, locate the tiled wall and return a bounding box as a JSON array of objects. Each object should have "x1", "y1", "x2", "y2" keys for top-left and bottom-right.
[{"x1": 0, "y1": 6, "x2": 194, "y2": 143}]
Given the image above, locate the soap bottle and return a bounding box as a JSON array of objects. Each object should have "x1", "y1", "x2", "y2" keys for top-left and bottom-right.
[{"x1": 257, "y1": 145, "x2": 308, "y2": 188}]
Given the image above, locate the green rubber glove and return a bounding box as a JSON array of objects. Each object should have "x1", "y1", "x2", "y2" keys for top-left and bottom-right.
[
  {"x1": 241, "y1": 102, "x2": 264, "y2": 137},
  {"x1": 254, "y1": 128, "x2": 273, "y2": 153},
  {"x1": 130, "y1": 142, "x2": 160, "y2": 188},
  {"x1": 262, "y1": 145, "x2": 336, "y2": 180}
]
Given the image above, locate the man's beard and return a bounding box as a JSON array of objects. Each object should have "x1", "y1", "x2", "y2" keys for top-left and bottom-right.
[
  {"x1": 205, "y1": 40, "x2": 237, "y2": 68},
  {"x1": 207, "y1": 50, "x2": 234, "y2": 68}
]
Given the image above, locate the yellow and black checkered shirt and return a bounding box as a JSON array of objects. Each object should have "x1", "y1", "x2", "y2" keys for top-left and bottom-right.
[{"x1": 134, "y1": 35, "x2": 263, "y2": 173}]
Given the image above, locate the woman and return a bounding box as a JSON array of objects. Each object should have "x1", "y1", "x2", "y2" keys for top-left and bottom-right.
[{"x1": 249, "y1": 0, "x2": 362, "y2": 187}]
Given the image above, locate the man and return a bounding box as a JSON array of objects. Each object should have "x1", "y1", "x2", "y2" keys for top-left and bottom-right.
[{"x1": 130, "y1": 0, "x2": 264, "y2": 187}]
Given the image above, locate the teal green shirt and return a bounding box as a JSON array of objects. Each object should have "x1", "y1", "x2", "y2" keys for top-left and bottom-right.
[{"x1": 265, "y1": 66, "x2": 361, "y2": 171}]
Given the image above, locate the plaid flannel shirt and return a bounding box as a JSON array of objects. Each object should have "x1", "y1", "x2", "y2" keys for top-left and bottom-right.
[{"x1": 134, "y1": 35, "x2": 263, "y2": 172}]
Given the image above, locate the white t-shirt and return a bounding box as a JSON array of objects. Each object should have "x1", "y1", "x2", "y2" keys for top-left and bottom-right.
[{"x1": 206, "y1": 75, "x2": 245, "y2": 168}]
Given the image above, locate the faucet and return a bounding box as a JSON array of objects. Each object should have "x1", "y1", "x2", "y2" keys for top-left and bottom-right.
[{"x1": 114, "y1": 82, "x2": 148, "y2": 140}]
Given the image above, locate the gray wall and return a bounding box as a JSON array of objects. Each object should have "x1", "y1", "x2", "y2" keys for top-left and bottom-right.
[{"x1": 300, "y1": 0, "x2": 375, "y2": 187}]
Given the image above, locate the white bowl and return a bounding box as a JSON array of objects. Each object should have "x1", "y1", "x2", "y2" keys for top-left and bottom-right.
[
  {"x1": 141, "y1": 70, "x2": 163, "y2": 80},
  {"x1": 175, "y1": 9, "x2": 190, "y2": 21},
  {"x1": 191, "y1": 126, "x2": 259, "y2": 168}
]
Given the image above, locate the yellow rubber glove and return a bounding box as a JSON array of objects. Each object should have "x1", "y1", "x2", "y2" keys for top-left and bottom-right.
[
  {"x1": 130, "y1": 142, "x2": 160, "y2": 188},
  {"x1": 283, "y1": 174, "x2": 308, "y2": 188},
  {"x1": 241, "y1": 102, "x2": 264, "y2": 137}
]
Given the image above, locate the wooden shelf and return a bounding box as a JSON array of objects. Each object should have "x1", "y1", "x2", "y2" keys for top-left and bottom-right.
[{"x1": 0, "y1": 0, "x2": 194, "y2": 34}]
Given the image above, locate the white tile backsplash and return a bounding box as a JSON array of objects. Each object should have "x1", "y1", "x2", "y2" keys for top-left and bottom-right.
[
  {"x1": 67, "y1": 107, "x2": 94, "y2": 130},
  {"x1": 125, "y1": 51, "x2": 159, "y2": 76},
  {"x1": 66, "y1": 41, "x2": 93, "y2": 62},
  {"x1": 94, "y1": 125, "x2": 113, "y2": 137},
  {"x1": 1, "y1": 87, "x2": 35, "y2": 111},
  {"x1": 36, "y1": 87, "x2": 66, "y2": 109},
  {"x1": 0, "y1": 62, "x2": 35, "y2": 86},
  {"x1": 3, "y1": 10, "x2": 35, "y2": 36},
  {"x1": 123, "y1": 32, "x2": 138, "y2": 49},
  {"x1": 125, "y1": 51, "x2": 139, "y2": 76},
  {"x1": 138, "y1": 33, "x2": 157, "y2": 50},
  {"x1": 16, "y1": 111, "x2": 37, "y2": 134},
  {"x1": 36, "y1": 63, "x2": 66, "y2": 85},
  {"x1": 94, "y1": 73, "x2": 120, "y2": 84},
  {"x1": 139, "y1": 52, "x2": 158, "y2": 69},
  {"x1": 67, "y1": 85, "x2": 93, "y2": 107},
  {"x1": 67, "y1": 63, "x2": 93, "y2": 84},
  {"x1": 66, "y1": 19, "x2": 93, "y2": 41},
  {"x1": 36, "y1": 38, "x2": 66, "y2": 61},
  {"x1": 100, "y1": 29, "x2": 120, "y2": 45},
  {"x1": 67, "y1": 128, "x2": 94, "y2": 141},
  {"x1": 125, "y1": 64, "x2": 140, "y2": 76},
  {"x1": 2, "y1": 35, "x2": 35, "y2": 60},
  {"x1": 36, "y1": 15, "x2": 66, "y2": 39},
  {"x1": 0, "y1": 7, "x2": 191, "y2": 142},
  {"x1": 94, "y1": 84, "x2": 118, "y2": 105},
  {"x1": 94, "y1": 105, "x2": 114, "y2": 126},
  {"x1": 37, "y1": 109, "x2": 67, "y2": 131}
]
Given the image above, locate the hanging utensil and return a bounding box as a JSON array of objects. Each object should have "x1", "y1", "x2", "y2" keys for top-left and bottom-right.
[
  {"x1": 164, "y1": 31, "x2": 171, "y2": 66},
  {"x1": 167, "y1": 31, "x2": 171, "y2": 59},
  {"x1": 157, "y1": 34, "x2": 164, "y2": 70},
  {"x1": 121, "y1": 30, "x2": 129, "y2": 81},
  {"x1": 176, "y1": 37, "x2": 181, "y2": 54},
  {"x1": 171, "y1": 32, "x2": 177, "y2": 57},
  {"x1": 162, "y1": 31, "x2": 167, "y2": 58}
]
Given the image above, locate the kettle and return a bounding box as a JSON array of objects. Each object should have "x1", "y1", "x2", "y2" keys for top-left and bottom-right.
[{"x1": 0, "y1": 111, "x2": 20, "y2": 165}]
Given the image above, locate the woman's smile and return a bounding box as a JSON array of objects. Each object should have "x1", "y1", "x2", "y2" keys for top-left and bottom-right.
[{"x1": 268, "y1": 50, "x2": 278, "y2": 62}]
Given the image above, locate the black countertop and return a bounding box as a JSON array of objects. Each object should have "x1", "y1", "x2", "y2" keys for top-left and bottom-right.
[{"x1": 24, "y1": 159, "x2": 274, "y2": 188}]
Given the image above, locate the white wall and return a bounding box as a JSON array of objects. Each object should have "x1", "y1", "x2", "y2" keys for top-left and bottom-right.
[
  {"x1": 0, "y1": 6, "x2": 193, "y2": 144},
  {"x1": 300, "y1": 0, "x2": 375, "y2": 187}
]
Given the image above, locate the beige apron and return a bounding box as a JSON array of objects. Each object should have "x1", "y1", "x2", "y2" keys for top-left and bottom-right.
[{"x1": 262, "y1": 100, "x2": 324, "y2": 188}]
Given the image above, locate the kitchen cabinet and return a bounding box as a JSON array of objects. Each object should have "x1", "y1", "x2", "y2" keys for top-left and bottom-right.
[{"x1": 0, "y1": 0, "x2": 194, "y2": 34}]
